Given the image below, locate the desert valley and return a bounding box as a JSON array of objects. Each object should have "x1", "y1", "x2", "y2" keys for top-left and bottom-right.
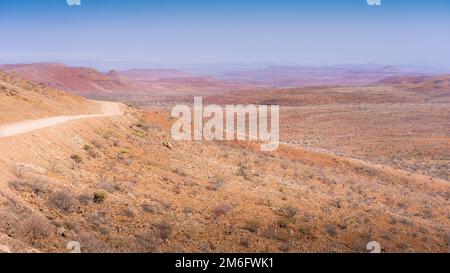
[{"x1": 0, "y1": 63, "x2": 449, "y2": 253}]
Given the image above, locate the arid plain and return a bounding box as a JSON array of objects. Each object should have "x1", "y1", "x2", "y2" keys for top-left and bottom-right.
[{"x1": 0, "y1": 64, "x2": 449, "y2": 253}]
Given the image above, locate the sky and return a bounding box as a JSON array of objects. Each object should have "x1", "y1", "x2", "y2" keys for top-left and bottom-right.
[{"x1": 0, "y1": 0, "x2": 449, "y2": 69}]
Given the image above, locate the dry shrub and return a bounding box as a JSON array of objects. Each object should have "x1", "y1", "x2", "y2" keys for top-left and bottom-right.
[
  {"x1": 97, "y1": 181, "x2": 124, "y2": 193},
  {"x1": 275, "y1": 229, "x2": 292, "y2": 243},
  {"x1": 23, "y1": 215, "x2": 53, "y2": 242},
  {"x1": 207, "y1": 176, "x2": 226, "y2": 191},
  {"x1": 83, "y1": 144, "x2": 97, "y2": 159},
  {"x1": 277, "y1": 218, "x2": 290, "y2": 229},
  {"x1": 136, "y1": 119, "x2": 151, "y2": 131},
  {"x1": 48, "y1": 191, "x2": 78, "y2": 212},
  {"x1": 279, "y1": 242, "x2": 292, "y2": 252},
  {"x1": 354, "y1": 166, "x2": 379, "y2": 177},
  {"x1": 76, "y1": 232, "x2": 110, "y2": 253},
  {"x1": 10, "y1": 163, "x2": 25, "y2": 179},
  {"x1": 0, "y1": 211, "x2": 19, "y2": 237},
  {"x1": 122, "y1": 208, "x2": 137, "y2": 218},
  {"x1": 78, "y1": 193, "x2": 93, "y2": 205},
  {"x1": 154, "y1": 221, "x2": 173, "y2": 240},
  {"x1": 87, "y1": 212, "x2": 108, "y2": 227},
  {"x1": 9, "y1": 177, "x2": 50, "y2": 196},
  {"x1": 237, "y1": 166, "x2": 251, "y2": 180},
  {"x1": 135, "y1": 230, "x2": 158, "y2": 253},
  {"x1": 91, "y1": 140, "x2": 103, "y2": 149},
  {"x1": 173, "y1": 167, "x2": 187, "y2": 177},
  {"x1": 142, "y1": 202, "x2": 159, "y2": 214},
  {"x1": 240, "y1": 237, "x2": 250, "y2": 248},
  {"x1": 212, "y1": 204, "x2": 232, "y2": 218},
  {"x1": 243, "y1": 219, "x2": 261, "y2": 233},
  {"x1": 277, "y1": 205, "x2": 298, "y2": 218},
  {"x1": 325, "y1": 224, "x2": 338, "y2": 237}
]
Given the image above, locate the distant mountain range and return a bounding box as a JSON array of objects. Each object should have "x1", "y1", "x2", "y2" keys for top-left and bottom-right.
[
  {"x1": 0, "y1": 63, "x2": 234, "y2": 95},
  {"x1": 1, "y1": 63, "x2": 448, "y2": 97}
]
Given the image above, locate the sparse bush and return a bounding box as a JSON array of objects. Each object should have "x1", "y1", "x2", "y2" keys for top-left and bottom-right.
[
  {"x1": 97, "y1": 181, "x2": 123, "y2": 193},
  {"x1": 389, "y1": 217, "x2": 398, "y2": 225},
  {"x1": 212, "y1": 204, "x2": 232, "y2": 218},
  {"x1": 263, "y1": 225, "x2": 276, "y2": 239},
  {"x1": 118, "y1": 148, "x2": 130, "y2": 158},
  {"x1": 136, "y1": 120, "x2": 150, "y2": 131},
  {"x1": 83, "y1": 145, "x2": 92, "y2": 151},
  {"x1": 9, "y1": 177, "x2": 49, "y2": 196},
  {"x1": 325, "y1": 224, "x2": 338, "y2": 237},
  {"x1": 240, "y1": 237, "x2": 250, "y2": 248},
  {"x1": 154, "y1": 221, "x2": 173, "y2": 240},
  {"x1": 279, "y1": 242, "x2": 292, "y2": 252},
  {"x1": 10, "y1": 163, "x2": 25, "y2": 179},
  {"x1": 280, "y1": 161, "x2": 290, "y2": 170},
  {"x1": 173, "y1": 167, "x2": 187, "y2": 177},
  {"x1": 78, "y1": 193, "x2": 93, "y2": 205},
  {"x1": 301, "y1": 169, "x2": 315, "y2": 180},
  {"x1": 24, "y1": 215, "x2": 53, "y2": 241},
  {"x1": 70, "y1": 154, "x2": 82, "y2": 164},
  {"x1": 237, "y1": 166, "x2": 251, "y2": 180},
  {"x1": 91, "y1": 140, "x2": 103, "y2": 149},
  {"x1": 83, "y1": 144, "x2": 97, "y2": 158},
  {"x1": 122, "y1": 208, "x2": 136, "y2": 218},
  {"x1": 93, "y1": 190, "x2": 108, "y2": 204},
  {"x1": 277, "y1": 218, "x2": 290, "y2": 229},
  {"x1": 87, "y1": 212, "x2": 108, "y2": 226},
  {"x1": 277, "y1": 205, "x2": 298, "y2": 218},
  {"x1": 142, "y1": 203, "x2": 158, "y2": 214},
  {"x1": 243, "y1": 219, "x2": 261, "y2": 233},
  {"x1": 135, "y1": 230, "x2": 158, "y2": 252},
  {"x1": 48, "y1": 191, "x2": 78, "y2": 212},
  {"x1": 46, "y1": 158, "x2": 59, "y2": 172},
  {"x1": 275, "y1": 229, "x2": 292, "y2": 243},
  {"x1": 400, "y1": 218, "x2": 413, "y2": 227},
  {"x1": 107, "y1": 235, "x2": 136, "y2": 252},
  {"x1": 354, "y1": 166, "x2": 378, "y2": 176},
  {"x1": 207, "y1": 176, "x2": 226, "y2": 191},
  {"x1": 330, "y1": 199, "x2": 342, "y2": 209},
  {"x1": 76, "y1": 232, "x2": 110, "y2": 253},
  {"x1": 183, "y1": 207, "x2": 194, "y2": 215}
]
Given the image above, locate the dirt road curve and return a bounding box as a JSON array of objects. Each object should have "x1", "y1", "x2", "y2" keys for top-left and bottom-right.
[{"x1": 0, "y1": 101, "x2": 122, "y2": 138}]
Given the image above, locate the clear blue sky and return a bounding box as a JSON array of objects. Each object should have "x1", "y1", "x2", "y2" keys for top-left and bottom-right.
[{"x1": 0, "y1": 0, "x2": 449, "y2": 67}]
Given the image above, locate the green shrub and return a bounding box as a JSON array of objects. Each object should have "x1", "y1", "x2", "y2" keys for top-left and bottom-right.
[
  {"x1": 93, "y1": 190, "x2": 108, "y2": 204},
  {"x1": 70, "y1": 154, "x2": 82, "y2": 164}
]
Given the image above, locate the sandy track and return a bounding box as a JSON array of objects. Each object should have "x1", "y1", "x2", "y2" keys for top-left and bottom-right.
[{"x1": 0, "y1": 101, "x2": 122, "y2": 138}]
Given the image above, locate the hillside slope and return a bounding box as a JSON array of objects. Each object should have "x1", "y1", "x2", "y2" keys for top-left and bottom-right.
[
  {"x1": 0, "y1": 72, "x2": 99, "y2": 124},
  {"x1": 0, "y1": 107, "x2": 448, "y2": 253},
  {"x1": 0, "y1": 64, "x2": 148, "y2": 94},
  {"x1": 379, "y1": 74, "x2": 450, "y2": 98}
]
